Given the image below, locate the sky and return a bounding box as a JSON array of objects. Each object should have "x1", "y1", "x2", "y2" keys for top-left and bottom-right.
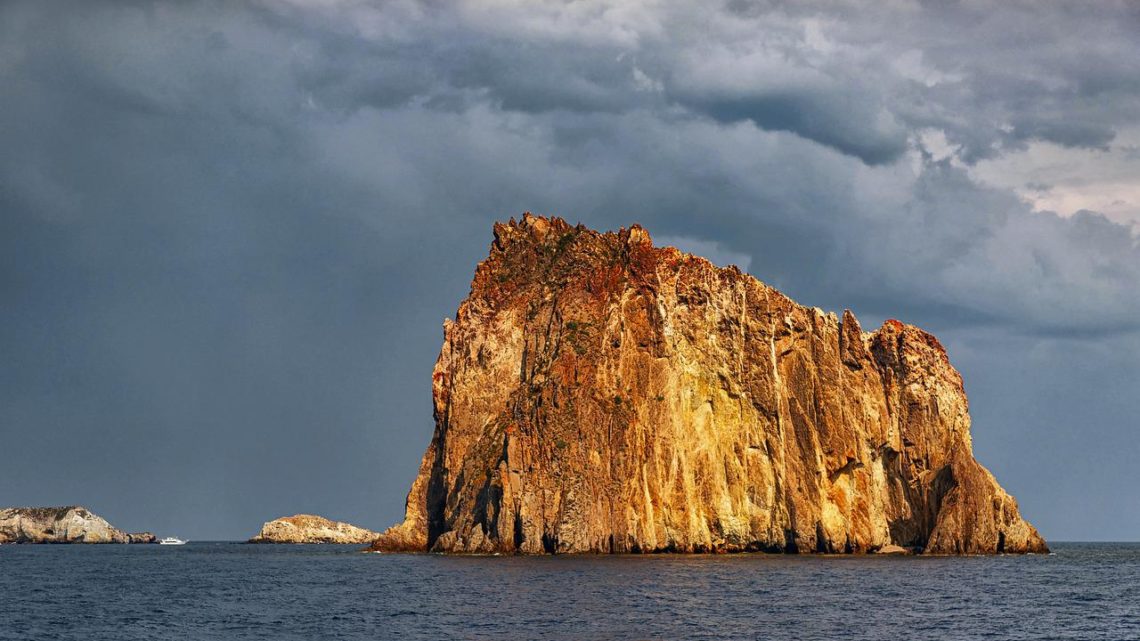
[{"x1": 1, "y1": 0, "x2": 1138, "y2": 541}]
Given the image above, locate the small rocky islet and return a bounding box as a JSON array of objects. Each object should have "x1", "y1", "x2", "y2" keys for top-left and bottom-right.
[
  {"x1": 0, "y1": 506, "x2": 154, "y2": 544},
  {"x1": 0, "y1": 507, "x2": 378, "y2": 546},
  {"x1": 248, "y1": 514, "x2": 378, "y2": 544}
]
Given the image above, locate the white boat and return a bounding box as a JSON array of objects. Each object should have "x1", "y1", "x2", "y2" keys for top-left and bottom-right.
[{"x1": 158, "y1": 537, "x2": 188, "y2": 545}]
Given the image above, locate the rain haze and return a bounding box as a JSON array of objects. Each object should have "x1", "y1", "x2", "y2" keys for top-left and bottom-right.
[{"x1": 2, "y1": 0, "x2": 1138, "y2": 541}]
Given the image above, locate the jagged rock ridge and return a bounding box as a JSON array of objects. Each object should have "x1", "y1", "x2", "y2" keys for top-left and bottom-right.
[
  {"x1": 373, "y1": 214, "x2": 1047, "y2": 555},
  {"x1": 0, "y1": 506, "x2": 153, "y2": 544},
  {"x1": 248, "y1": 514, "x2": 378, "y2": 544}
]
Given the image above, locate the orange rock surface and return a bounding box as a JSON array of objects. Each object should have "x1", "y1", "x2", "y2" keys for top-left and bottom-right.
[{"x1": 373, "y1": 215, "x2": 1047, "y2": 555}]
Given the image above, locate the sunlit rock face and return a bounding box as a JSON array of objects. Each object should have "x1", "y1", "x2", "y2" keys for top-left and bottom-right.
[
  {"x1": 0, "y1": 506, "x2": 140, "y2": 543},
  {"x1": 248, "y1": 514, "x2": 378, "y2": 544},
  {"x1": 373, "y1": 214, "x2": 1046, "y2": 555}
]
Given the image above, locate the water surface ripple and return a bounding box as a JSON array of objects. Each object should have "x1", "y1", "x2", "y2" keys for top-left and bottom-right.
[{"x1": 2, "y1": 542, "x2": 1136, "y2": 640}]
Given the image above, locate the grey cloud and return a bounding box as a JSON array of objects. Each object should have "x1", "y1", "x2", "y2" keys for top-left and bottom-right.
[
  {"x1": 848, "y1": 162, "x2": 1140, "y2": 336},
  {"x1": 242, "y1": 2, "x2": 914, "y2": 163},
  {"x1": 1010, "y1": 119, "x2": 1114, "y2": 152},
  {"x1": 669, "y1": 89, "x2": 908, "y2": 165},
  {"x1": 269, "y1": 1, "x2": 1140, "y2": 169},
  {"x1": 894, "y1": 4, "x2": 1140, "y2": 161}
]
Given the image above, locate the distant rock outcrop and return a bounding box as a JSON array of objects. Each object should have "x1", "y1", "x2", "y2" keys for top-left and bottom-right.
[
  {"x1": 372, "y1": 214, "x2": 1047, "y2": 555},
  {"x1": 248, "y1": 514, "x2": 378, "y2": 544},
  {"x1": 0, "y1": 506, "x2": 149, "y2": 544}
]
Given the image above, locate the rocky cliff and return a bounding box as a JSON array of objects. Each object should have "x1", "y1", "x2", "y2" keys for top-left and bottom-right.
[
  {"x1": 0, "y1": 506, "x2": 150, "y2": 544},
  {"x1": 248, "y1": 514, "x2": 378, "y2": 544},
  {"x1": 373, "y1": 214, "x2": 1047, "y2": 555}
]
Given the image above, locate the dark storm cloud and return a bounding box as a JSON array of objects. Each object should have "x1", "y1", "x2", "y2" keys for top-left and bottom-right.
[
  {"x1": 237, "y1": 0, "x2": 1140, "y2": 335},
  {"x1": 881, "y1": 2, "x2": 1140, "y2": 161},
  {"x1": 2, "y1": 0, "x2": 1138, "y2": 539},
  {"x1": 668, "y1": 88, "x2": 908, "y2": 166},
  {"x1": 252, "y1": 1, "x2": 1140, "y2": 168}
]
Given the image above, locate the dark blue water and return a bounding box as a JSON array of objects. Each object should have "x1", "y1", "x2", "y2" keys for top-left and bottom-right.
[{"x1": 2, "y1": 542, "x2": 1137, "y2": 640}]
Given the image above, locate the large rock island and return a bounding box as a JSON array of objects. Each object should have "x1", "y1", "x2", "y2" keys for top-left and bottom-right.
[
  {"x1": 0, "y1": 506, "x2": 155, "y2": 544},
  {"x1": 373, "y1": 214, "x2": 1047, "y2": 555},
  {"x1": 249, "y1": 514, "x2": 378, "y2": 544}
]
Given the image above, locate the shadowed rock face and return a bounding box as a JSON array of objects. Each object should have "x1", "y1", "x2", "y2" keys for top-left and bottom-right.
[
  {"x1": 373, "y1": 214, "x2": 1047, "y2": 555},
  {"x1": 0, "y1": 506, "x2": 144, "y2": 544},
  {"x1": 248, "y1": 514, "x2": 378, "y2": 544}
]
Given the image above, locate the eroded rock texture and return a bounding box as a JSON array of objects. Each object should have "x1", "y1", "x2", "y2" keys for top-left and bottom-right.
[
  {"x1": 0, "y1": 506, "x2": 143, "y2": 544},
  {"x1": 373, "y1": 215, "x2": 1046, "y2": 555},
  {"x1": 249, "y1": 514, "x2": 378, "y2": 544}
]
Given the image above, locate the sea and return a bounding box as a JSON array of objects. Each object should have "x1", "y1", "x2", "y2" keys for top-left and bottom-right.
[{"x1": 1, "y1": 542, "x2": 1137, "y2": 640}]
